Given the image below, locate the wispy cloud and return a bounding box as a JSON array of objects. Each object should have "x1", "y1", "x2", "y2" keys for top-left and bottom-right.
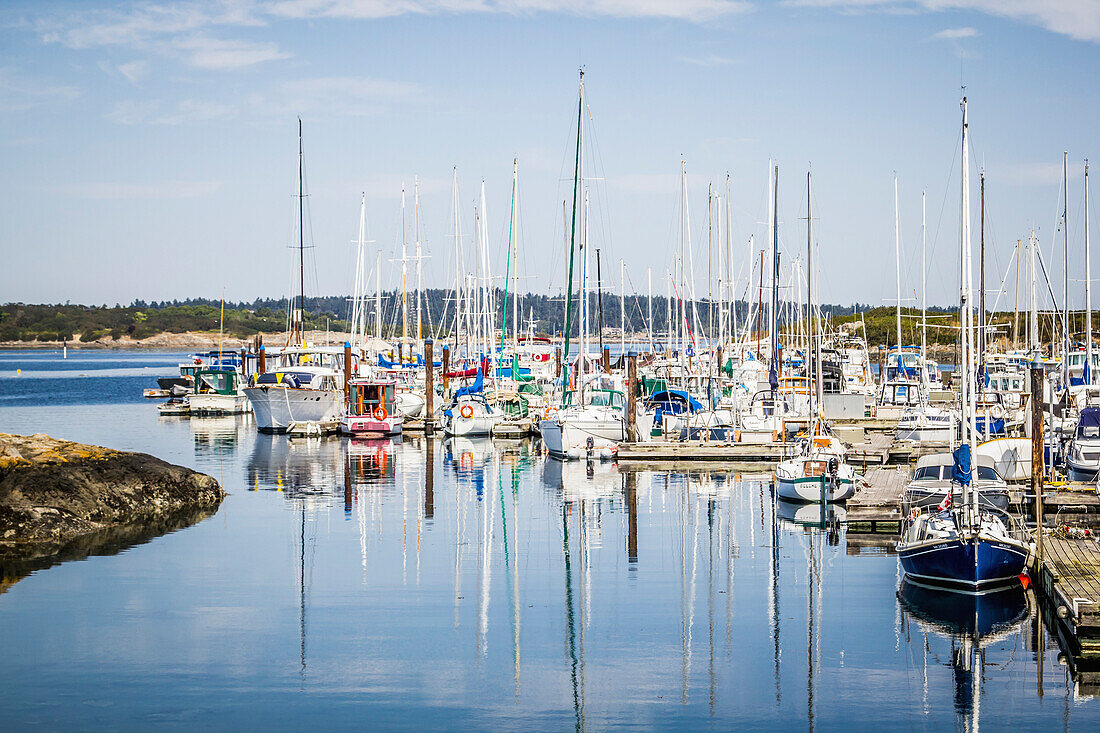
[
  {"x1": 265, "y1": 0, "x2": 751, "y2": 22},
  {"x1": 932, "y1": 26, "x2": 977, "y2": 39},
  {"x1": 56, "y1": 180, "x2": 225, "y2": 200},
  {"x1": 174, "y1": 35, "x2": 290, "y2": 70},
  {"x1": 106, "y1": 98, "x2": 237, "y2": 125},
  {"x1": 679, "y1": 53, "x2": 738, "y2": 66},
  {"x1": 0, "y1": 67, "x2": 79, "y2": 111},
  {"x1": 254, "y1": 76, "x2": 424, "y2": 117},
  {"x1": 116, "y1": 60, "x2": 149, "y2": 82},
  {"x1": 986, "y1": 161, "x2": 1086, "y2": 187},
  {"x1": 787, "y1": 0, "x2": 1100, "y2": 42}
]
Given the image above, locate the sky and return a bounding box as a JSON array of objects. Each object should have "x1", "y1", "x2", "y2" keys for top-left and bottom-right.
[{"x1": 1, "y1": 0, "x2": 1097, "y2": 311}]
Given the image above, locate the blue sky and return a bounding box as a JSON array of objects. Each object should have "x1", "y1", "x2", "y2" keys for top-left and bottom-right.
[{"x1": 1, "y1": 1, "x2": 1097, "y2": 310}]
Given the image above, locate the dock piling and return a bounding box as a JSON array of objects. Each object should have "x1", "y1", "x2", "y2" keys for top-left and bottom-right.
[
  {"x1": 626, "y1": 351, "x2": 637, "y2": 442},
  {"x1": 441, "y1": 345, "x2": 450, "y2": 393},
  {"x1": 1032, "y1": 358, "x2": 1044, "y2": 558},
  {"x1": 424, "y1": 339, "x2": 434, "y2": 436}
]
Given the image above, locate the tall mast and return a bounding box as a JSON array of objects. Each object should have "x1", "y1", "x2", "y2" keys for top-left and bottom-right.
[
  {"x1": 511, "y1": 158, "x2": 520, "y2": 348},
  {"x1": 979, "y1": 171, "x2": 986, "y2": 375},
  {"x1": 375, "y1": 250, "x2": 382, "y2": 342},
  {"x1": 400, "y1": 185, "x2": 408, "y2": 355},
  {"x1": 680, "y1": 159, "x2": 689, "y2": 355},
  {"x1": 1087, "y1": 160, "x2": 1093, "y2": 385},
  {"x1": 725, "y1": 175, "x2": 733, "y2": 343},
  {"x1": 771, "y1": 165, "x2": 780, "y2": 386},
  {"x1": 596, "y1": 248, "x2": 604, "y2": 358},
  {"x1": 297, "y1": 118, "x2": 305, "y2": 345},
  {"x1": 806, "y1": 170, "x2": 814, "y2": 432},
  {"x1": 648, "y1": 266, "x2": 654, "y2": 354},
  {"x1": 479, "y1": 180, "x2": 492, "y2": 359},
  {"x1": 717, "y1": 191, "x2": 724, "y2": 349},
  {"x1": 893, "y1": 173, "x2": 902, "y2": 359},
  {"x1": 1029, "y1": 229, "x2": 1039, "y2": 351},
  {"x1": 620, "y1": 259, "x2": 626, "y2": 359},
  {"x1": 560, "y1": 69, "x2": 584, "y2": 399},
  {"x1": 353, "y1": 193, "x2": 367, "y2": 349},
  {"x1": 1064, "y1": 151, "x2": 1070, "y2": 390},
  {"x1": 451, "y1": 168, "x2": 463, "y2": 350},
  {"x1": 415, "y1": 176, "x2": 423, "y2": 344},
  {"x1": 960, "y1": 96, "x2": 976, "y2": 506},
  {"x1": 708, "y1": 182, "x2": 714, "y2": 342},
  {"x1": 581, "y1": 188, "x2": 590, "y2": 373},
  {"x1": 921, "y1": 190, "x2": 927, "y2": 376}
]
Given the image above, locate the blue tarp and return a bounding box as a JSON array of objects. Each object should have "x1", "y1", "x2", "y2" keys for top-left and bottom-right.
[
  {"x1": 453, "y1": 368, "x2": 484, "y2": 400},
  {"x1": 952, "y1": 444, "x2": 972, "y2": 486}
]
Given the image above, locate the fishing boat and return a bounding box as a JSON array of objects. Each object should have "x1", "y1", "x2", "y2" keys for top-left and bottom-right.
[
  {"x1": 244, "y1": 356, "x2": 344, "y2": 433},
  {"x1": 897, "y1": 97, "x2": 1031, "y2": 592},
  {"x1": 342, "y1": 377, "x2": 402, "y2": 436},
  {"x1": 187, "y1": 367, "x2": 250, "y2": 416}
]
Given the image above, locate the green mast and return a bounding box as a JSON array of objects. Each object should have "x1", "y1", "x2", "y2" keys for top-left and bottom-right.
[{"x1": 560, "y1": 70, "x2": 585, "y2": 403}]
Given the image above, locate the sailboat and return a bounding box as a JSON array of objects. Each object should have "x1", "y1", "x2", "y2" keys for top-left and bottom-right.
[
  {"x1": 897, "y1": 97, "x2": 1031, "y2": 591},
  {"x1": 774, "y1": 171, "x2": 859, "y2": 503},
  {"x1": 244, "y1": 120, "x2": 346, "y2": 433},
  {"x1": 539, "y1": 71, "x2": 648, "y2": 458}
]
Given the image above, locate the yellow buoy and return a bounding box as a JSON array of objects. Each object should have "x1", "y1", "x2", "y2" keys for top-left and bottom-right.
[{"x1": 16, "y1": 369, "x2": 20, "y2": 375}]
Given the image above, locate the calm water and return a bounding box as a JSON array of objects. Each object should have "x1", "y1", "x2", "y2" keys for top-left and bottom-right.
[{"x1": 0, "y1": 349, "x2": 1095, "y2": 730}]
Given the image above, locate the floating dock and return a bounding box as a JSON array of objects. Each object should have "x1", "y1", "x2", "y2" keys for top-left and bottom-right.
[
  {"x1": 617, "y1": 441, "x2": 798, "y2": 462},
  {"x1": 1033, "y1": 534, "x2": 1100, "y2": 664}
]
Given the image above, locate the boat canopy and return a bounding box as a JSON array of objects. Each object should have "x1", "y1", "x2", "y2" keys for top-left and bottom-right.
[{"x1": 1077, "y1": 407, "x2": 1100, "y2": 438}]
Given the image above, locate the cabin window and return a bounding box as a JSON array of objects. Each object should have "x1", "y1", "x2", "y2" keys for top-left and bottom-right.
[
  {"x1": 976, "y1": 466, "x2": 998, "y2": 481},
  {"x1": 914, "y1": 465, "x2": 941, "y2": 480}
]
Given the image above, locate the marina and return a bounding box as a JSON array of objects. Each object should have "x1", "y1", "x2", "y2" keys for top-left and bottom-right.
[{"x1": 3, "y1": 2, "x2": 1099, "y2": 727}]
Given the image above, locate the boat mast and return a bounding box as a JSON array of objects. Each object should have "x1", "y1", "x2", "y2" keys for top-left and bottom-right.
[
  {"x1": 296, "y1": 118, "x2": 305, "y2": 346},
  {"x1": 620, "y1": 259, "x2": 626, "y2": 360},
  {"x1": 893, "y1": 173, "x2": 902, "y2": 362},
  {"x1": 400, "y1": 185, "x2": 408, "y2": 358},
  {"x1": 717, "y1": 189, "x2": 724, "y2": 350},
  {"x1": 771, "y1": 165, "x2": 780, "y2": 387},
  {"x1": 415, "y1": 176, "x2": 423, "y2": 345},
  {"x1": 807, "y1": 170, "x2": 814, "y2": 433},
  {"x1": 921, "y1": 190, "x2": 927, "y2": 379},
  {"x1": 1064, "y1": 151, "x2": 1070, "y2": 390},
  {"x1": 680, "y1": 159, "x2": 689, "y2": 356},
  {"x1": 450, "y1": 168, "x2": 463, "y2": 352},
  {"x1": 726, "y1": 175, "x2": 733, "y2": 344},
  {"x1": 511, "y1": 159, "x2": 520, "y2": 349},
  {"x1": 648, "y1": 266, "x2": 654, "y2": 354},
  {"x1": 1087, "y1": 160, "x2": 1093, "y2": 385},
  {"x1": 581, "y1": 189, "x2": 590, "y2": 374},
  {"x1": 560, "y1": 69, "x2": 584, "y2": 400},
  {"x1": 375, "y1": 250, "x2": 382, "y2": 342},
  {"x1": 960, "y1": 96, "x2": 976, "y2": 510},
  {"x1": 353, "y1": 193, "x2": 367, "y2": 349},
  {"x1": 979, "y1": 171, "x2": 986, "y2": 378}
]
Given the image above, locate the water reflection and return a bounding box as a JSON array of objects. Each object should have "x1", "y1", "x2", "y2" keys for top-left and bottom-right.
[
  {"x1": 898, "y1": 579, "x2": 1032, "y2": 726},
  {"x1": 191, "y1": 414, "x2": 250, "y2": 458}
]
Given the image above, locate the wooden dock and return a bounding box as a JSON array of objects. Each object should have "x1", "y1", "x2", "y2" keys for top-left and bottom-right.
[
  {"x1": 1033, "y1": 534, "x2": 1100, "y2": 661},
  {"x1": 845, "y1": 466, "x2": 908, "y2": 534},
  {"x1": 617, "y1": 441, "x2": 798, "y2": 462}
]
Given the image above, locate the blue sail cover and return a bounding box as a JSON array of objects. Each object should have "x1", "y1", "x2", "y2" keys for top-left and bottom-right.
[
  {"x1": 952, "y1": 444, "x2": 972, "y2": 486},
  {"x1": 454, "y1": 368, "x2": 484, "y2": 400}
]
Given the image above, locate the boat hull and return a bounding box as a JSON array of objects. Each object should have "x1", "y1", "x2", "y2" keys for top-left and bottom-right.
[
  {"x1": 898, "y1": 535, "x2": 1029, "y2": 591},
  {"x1": 775, "y1": 475, "x2": 856, "y2": 503},
  {"x1": 244, "y1": 386, "x2": 342, "y2": 433},
  {"x1": 188, "y1": 392, "x2": 250, "y2": 416},
  {"x1": 539, "y1": 418, "x2": 624, "y2": 457}
]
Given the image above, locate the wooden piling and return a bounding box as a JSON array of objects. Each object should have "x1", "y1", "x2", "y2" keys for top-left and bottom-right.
[
  {"x1": 441, "y1": 345, "x2": 450, "y2": 392},
  {"x1": 424, "y1": 339, "x2": 434, "y2": 436},
  {"x1": 343, "y1": 342, "x2": 352, "y2": 404},
  {"x1": 625, "y1": 470, "x2": 638, "y2": 564},
  {"x1": 258, "y1": 344, "x2": 266, "y2": 374},
  {"x1": 555, "y1": 346, "x2": 562, "y2": 380},
  {"x1": 1032, "y1": 361, "x2": 1044, "y2": 559},
  {"x1": 626, "y1": 351, "x2": 638, "y2": 442},
  {"x1": 425, "y1": 438, "x2": 434, "y2": 520},
  {"x1": 603, "y1": 346, "x2": 611, "y2": 373}
]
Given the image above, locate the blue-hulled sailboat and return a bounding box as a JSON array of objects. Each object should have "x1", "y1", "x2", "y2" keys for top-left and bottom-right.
[{"x1": 896, "y1": 96, "x2": 1032, "y2": 592}]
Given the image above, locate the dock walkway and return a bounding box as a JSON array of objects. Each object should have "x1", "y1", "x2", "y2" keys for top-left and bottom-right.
[{"x1": 1034, "y1": 534, "x2": 1100, "y2": 661}]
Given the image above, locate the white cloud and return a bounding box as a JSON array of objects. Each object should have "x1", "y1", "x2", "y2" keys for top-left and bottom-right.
[
  {"x1": 932, "y1": 25, "x2": 977, "y2": 39},
  {"x1": 787, "y1": 0, "x2": 1100, "y2": 42},
  {"x1": 257, "y1": 76, "x2": 423, "y2": 116},
  {"x1": 264, "y1": 0, "x2": 751, "y2": 22},
  {"x1": 56, "y1": 180, "x2": 225, "y2": 200},
  {"x1": 105, "y1": 98, "x2": 236, "y2": 125},
  {"x1": 174, "y1": 36, "x2": 290, "y2": 70},
  {"x1": 117, "y1": 60, "x2": 150, "y2": 82},
  {"x1": 0, "y1": 67, "x2": 79, "y2": 111}
]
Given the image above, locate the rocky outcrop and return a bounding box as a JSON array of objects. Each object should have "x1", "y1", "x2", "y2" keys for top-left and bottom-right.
[{"x1": 0, "y1": 433, "x2": 224, "y2": 572}]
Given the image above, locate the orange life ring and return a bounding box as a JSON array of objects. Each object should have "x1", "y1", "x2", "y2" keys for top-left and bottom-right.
[
  {"x1": 374, "y1": 406, "x2": 387, "y2": 420},
  {"x1": 459, "y1": 404, "x2": 474, "y2": 419}
]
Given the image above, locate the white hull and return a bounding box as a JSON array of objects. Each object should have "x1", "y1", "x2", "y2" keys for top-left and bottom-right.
[
  {"x1": 188, "y1": 392, "x2": 250, "y2": 416},
  {"x1": 539, "y1": 414, "x2": 625, "y2": 457},
  {"x1": 244, "y1": 387, "x2": 342, "y2": 432},
  {"x1": 775, "y1": 476, "x2": 856, "y2": 503},
  {"x1": 396, "y1": 391, "x2": 425, "y2": 418}
]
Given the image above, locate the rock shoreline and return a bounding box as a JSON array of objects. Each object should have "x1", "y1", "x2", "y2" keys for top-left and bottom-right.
[{"x1": 0, "y1": 433, "x2": 224, "y2": 571}]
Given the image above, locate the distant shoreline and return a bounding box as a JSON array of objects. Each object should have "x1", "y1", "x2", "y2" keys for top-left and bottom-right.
[{"x1": 0, "y1": 330, "x2": 354, "y2": 351}]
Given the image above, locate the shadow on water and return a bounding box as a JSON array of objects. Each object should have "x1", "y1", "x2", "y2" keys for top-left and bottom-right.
[{"x1": 0, "y1": 505, "x2": 220, "y2": 595}]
